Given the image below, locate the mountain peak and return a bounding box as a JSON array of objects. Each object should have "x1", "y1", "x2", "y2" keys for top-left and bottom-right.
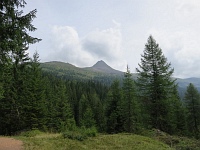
[
  {"x1": 92, "y1": 60, "x2": 110, "y2": 68},
  {"x1": 90, "y1": 60, "x2": 123, "y2": 75}
]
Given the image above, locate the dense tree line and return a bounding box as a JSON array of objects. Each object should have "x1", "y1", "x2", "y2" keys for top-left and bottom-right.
[
  {"x1": 1, "y1": 0, "x2": 200, "y2": 139},
  {"x1": 0, "y1": 0, "x2": 41, "y2": 135}
]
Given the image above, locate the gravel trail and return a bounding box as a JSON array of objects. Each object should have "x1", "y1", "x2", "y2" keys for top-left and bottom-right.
[{"x1": 0, "y1": 137, "x2": 23, "y2": 150}]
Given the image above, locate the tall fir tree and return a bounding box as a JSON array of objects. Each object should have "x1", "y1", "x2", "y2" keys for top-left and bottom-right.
[
  {"x1": 94, "y1": 98, "x2": 106, "y2": 132},
  {"x1": 106, "y1": 80, "x2": 123, "y2": 133},
  {"x1": 136, "y1": 35, "x2": 176, "y2": 132},
  {"x1": 184, "y1": 83, "x2": 200, "y2": 138},
  {"x1": 165, "y1": 85, "x2": 187, "y2": 135},
  {"x1": 21, "y1": 52, "x2": 47, "y2": 130},
  {"x1": 79, "y1": 94, "x2": 89, "y2": 127},
  {"x1": 0, "y1": 0, "x2": 41, "y2": 135},
  {"x1": 122, "y1": 66, "x2": 140, "y2": 132},
  {"x1": 48, "y1": 79, "x2": 74, "y2": 132}
]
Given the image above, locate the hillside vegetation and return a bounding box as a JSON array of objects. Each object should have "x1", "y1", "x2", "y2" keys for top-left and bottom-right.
[
  {"x1": 41, "y1": 61, "x2": 200, "y2": 92},
  {"x1": 16, "y1": 129, "x2": 200, "y2": 150},
  {"x1": 40, "y1": 61, "x2": 124, "y2": 85},
  {"x1": 2, "y1": 1, "x2": 200, "y2": 150},
  {"x1": 17, "y1": 133, "x2": 173, "y2": 150}
]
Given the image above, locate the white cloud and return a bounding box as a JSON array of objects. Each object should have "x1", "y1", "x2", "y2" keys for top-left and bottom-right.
[
  {"x1": 146, "y1": 28, "x2": 200, "y2": 78},
  {"x1": 51, "y1": 26, "x2": 79, "y2": 50},
  {"x1": 46, "y1": 26, "x2": 94, "y2": 67},
  {"x1": 27, "y1": 0, "x2": 200, "y2": 78},
  {"x1": 83, "y1": 24, "x2": 122, "y2": 60},
  {"x1": 139, "y1": 0, "x2": 200, "y2": 78},
  {"x1": 45, "y1": 24, "x2": 127, "y2": 71}
]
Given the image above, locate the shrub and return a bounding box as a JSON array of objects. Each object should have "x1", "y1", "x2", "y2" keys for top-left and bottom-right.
[
  {"x1": 81, "y1": 126, "x2": 97, "y2": 137},
  {"x1": 62, "y1": 126, "x2": 97, "y2": 141},
  {"x1": 20, "y1": 129, "x2": 43, "y2": 137},
  {"x1": 62, "y1": 130, "x2": 87, "y2": 141}
]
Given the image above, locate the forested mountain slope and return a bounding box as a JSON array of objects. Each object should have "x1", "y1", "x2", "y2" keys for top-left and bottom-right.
[
  {"x1": 40, "y1": 61, "x2": 125, "y2": 85},
  {"x1": 41, "y1": 61, "x2": 200, "y2": 95},
  {"x1": 176, "y1": 78, "x2": 200, "y2": 98}
]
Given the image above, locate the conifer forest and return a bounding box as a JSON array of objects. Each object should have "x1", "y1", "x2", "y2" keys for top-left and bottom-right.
[{"x1": 1, "y1": 0, "x2": 200, "y2": 141}]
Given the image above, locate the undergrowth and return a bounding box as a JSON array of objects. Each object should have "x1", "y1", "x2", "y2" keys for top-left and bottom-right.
[
  {"x1": 138, "y1": 128, "x2": 200, "y2": 150},
  {"x1": 19, "y1": 129, "x2": 43, "y2": 137},
  {"x1": 62, "y1": 126, "x2": 97, "y2": 141},
  {"x1": 16, "y1": 128, "x2": 200, "y2": 149}
]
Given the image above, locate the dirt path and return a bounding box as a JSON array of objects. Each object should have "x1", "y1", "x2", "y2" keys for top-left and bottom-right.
[{"x1": 0, "y1": 137, "x2": 23, "y2": 150}]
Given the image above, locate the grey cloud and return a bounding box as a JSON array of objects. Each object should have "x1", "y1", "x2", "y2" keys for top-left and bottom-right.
[
  {"x1": 45, "y1": 25, "x2": 127, "y2": 70},
  {"x1": 82, "y1": 27, "x2": 122, "y2": 62},
  {"x1": 147, "y1": 28, "x2": 200, "y2": 78},
  {"x1": 82, "y1": 39, "x2": 111, "y2": 59},
  {"x1": 45, "y1": 26, "x2": 95, "y2": 67}
]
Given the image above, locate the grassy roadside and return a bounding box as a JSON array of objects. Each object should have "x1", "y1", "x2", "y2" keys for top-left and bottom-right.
[{"x1": 16, "y1": 133, "x2": 173, "y2": 150}]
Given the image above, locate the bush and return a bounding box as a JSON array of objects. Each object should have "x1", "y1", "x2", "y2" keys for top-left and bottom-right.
[
  {"x1": 81, "y1": 126, "x2": 97, "y2": 137},
  {"x1": 62, "y1": 126, "x2": 97, "y2": 141},
  {"x1": 20, "y1": 129, "x2": 43, "y2": 137},
  {"x1": 62, "y1": 130, "x2": 87, "y2": 141},
  {"x1": 137, "y1": 128, "x2": 200, "y2": 149}
]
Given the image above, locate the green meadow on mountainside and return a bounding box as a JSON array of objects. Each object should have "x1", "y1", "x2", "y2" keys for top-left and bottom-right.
[
  {"x1": 16, "y1": 130, "x2": 200, "y2": 150},
  {"x1": 17, "y1": 133, "x2": 172, "y2": 150}
]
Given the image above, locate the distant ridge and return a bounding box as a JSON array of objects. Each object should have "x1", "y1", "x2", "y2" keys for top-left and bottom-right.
[
  {"x1": 40, "y1": 60, "x2": 200, "y2": 97},
  {"x1": 43, "y1": 61, "x2": 76, "y2": 68}
]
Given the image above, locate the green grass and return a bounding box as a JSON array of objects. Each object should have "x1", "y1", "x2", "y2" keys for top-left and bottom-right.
[
  {"x1": 138, "y1": 129, "x2": 200, "y2": 150},
  {"x1": 15, "y1": 129, "x2": 200, "y2": 150},
  {"x1": 16, "y1": 132, "x2": 173, "y2": 150}
]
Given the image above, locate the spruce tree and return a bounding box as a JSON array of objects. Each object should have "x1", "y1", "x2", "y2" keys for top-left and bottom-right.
[
  {"x1": 94, "y1": 99, "x2": 106, "y2": 132},
  {"x1": 136, "y1": 35, "x2": 176, "y2": 132},
  {"x1": 43, "y1": 74, "x2": 57, "y2": 131},
  {"x1": 122, "y1": 66, "x2": 140, "y2": 132},
  {"x1": 22, "y1": 52, "x2": 47, "y2": 130},
  {"x1": 79, "y1": 94, "x2": 88, "y2": 127},
  {"x1": 166, "y1": 85, "x2": 187, "y2": 135},
  {"x1": 106, "y1": 80, "x2": 123, "y2": 133},
  {"x1": 184, "y1": 83, "x2": 200, "y2": 138},
  {"x1": 0, "y1": 0, "x2": 41, "y2": 65},
  {"x1": 81, "y1": 107, "x2": 96, "y2": 128},
  {"x1": 51, "y1": 80, "x2": 74, "y2": 132},
  {"x1": 67, "y1": 81, "x2": 79, "y2": 126},
  {"x1": 0, "y1": 0, "x2": 41, "y2": 134},
  {"x1": 79, "y1": 93, "x2": 96, "y2": 128}
]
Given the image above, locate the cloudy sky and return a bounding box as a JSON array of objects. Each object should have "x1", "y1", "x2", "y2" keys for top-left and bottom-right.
[{"x1": 24, "y1": 0, "x2": 200, "y2": 78}]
